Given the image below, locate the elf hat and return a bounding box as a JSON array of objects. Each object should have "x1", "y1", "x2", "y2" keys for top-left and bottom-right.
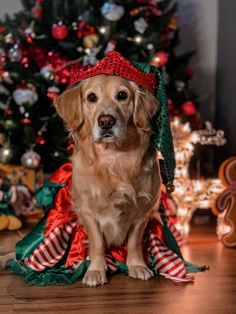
[{"x1": 68, "y1": 51, "x2": 175, "y2": 191}]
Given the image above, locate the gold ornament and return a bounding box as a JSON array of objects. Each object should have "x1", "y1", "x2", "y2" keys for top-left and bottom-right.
[{"x1": 83, "y1": 34, "x2": 99, "y2": 49}]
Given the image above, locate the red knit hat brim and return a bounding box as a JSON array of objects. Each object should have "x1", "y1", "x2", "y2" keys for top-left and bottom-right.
[{"x1": 68, "y1": 51, "x2": 157, "y2": 94}]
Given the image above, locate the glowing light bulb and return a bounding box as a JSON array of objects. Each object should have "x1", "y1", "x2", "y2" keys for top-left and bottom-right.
[
  {"x1": 134, "y1": 35, "x2": 143, "y2": 44},
  {"x1": 99, "y1": 26, "x2": 107, "y2": 34}
]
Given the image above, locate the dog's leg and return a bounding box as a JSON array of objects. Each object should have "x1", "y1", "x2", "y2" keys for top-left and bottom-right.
[
  {"x1": 127, "y1": 218, "x2": 154, "y2": 280},
  {"x1": 82, "y1": 214, "x2": 107, "y2": 287}
]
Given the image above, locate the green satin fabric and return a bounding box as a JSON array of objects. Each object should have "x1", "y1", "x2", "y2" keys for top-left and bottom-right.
[
  {"x1": 15, "y1": 181, "x2": 64, "y2": 260},
  {"x1": 15, "y1": 215, "x2": 47, "y2": 260},
  {"x1": 36, "y1": 182, "x2": 64, "y2": 207},
  {"x1": 7, "y1": 259, "x2": 90, "y2": 286}
]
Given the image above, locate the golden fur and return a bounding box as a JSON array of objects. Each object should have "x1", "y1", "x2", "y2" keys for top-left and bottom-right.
[{"x1": 55, "y1": 74, "x2": 161, "y2": 287}]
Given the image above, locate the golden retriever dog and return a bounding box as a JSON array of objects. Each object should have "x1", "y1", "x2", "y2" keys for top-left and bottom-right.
[{"x1": 55, "y1": 74, "x2": 161, "y2": 287}]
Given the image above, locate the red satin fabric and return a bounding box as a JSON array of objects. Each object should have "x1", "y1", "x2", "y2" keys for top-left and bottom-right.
[{"x1": 43, "y1": 162, "x2": 168, "y2": 268}]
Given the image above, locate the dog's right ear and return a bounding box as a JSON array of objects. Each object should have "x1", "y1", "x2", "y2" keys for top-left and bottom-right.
[{"x1": 54, "y1": 87, "x2": 84, "y2": 131}]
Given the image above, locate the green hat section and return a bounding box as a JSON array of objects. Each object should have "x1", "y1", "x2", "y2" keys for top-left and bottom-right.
[{"x1": 133, "y1": 61, "x2": 176, "y2": 187}]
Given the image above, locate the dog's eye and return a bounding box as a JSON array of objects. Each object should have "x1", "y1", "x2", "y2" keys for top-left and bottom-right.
[
  {"x1": 116, "y1": 91, "x2": 128, "y2": 101},
  {"x1": 87, "y1": 93, "x2": 97, "y2": 103}
]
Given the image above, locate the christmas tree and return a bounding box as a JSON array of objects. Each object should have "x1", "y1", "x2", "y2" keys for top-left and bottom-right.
[{"x1": 0, "y1": 0, "x2": 200, "y2": 172}]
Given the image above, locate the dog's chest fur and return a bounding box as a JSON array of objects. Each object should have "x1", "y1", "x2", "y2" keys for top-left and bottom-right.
[{"x1": 72, "y1": 145, "x2": 160, "y2": 247}]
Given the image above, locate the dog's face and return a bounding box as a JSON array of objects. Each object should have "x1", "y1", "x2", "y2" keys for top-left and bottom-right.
[
  {"x1": 81, "y1": 75, "x2": 134, "y2": 143},
  {"x1": 55, "y1": 74, "x2": 159, "y2": 144}
]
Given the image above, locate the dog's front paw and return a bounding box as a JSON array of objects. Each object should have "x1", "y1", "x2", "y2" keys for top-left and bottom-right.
[
  {"x1": 128, "y1": 265, "x2": 154, "y2": 281},
  {"x1": 82, "y1": 269, "x2": 108, "y2": 287}
]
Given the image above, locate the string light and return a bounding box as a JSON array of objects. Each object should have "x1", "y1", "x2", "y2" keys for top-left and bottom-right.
[
  {"x1": 98, "y1": 26, "x2": 107, "y2": 34},
  {"x1": 171, "y1": 118, "x2": 226, "y2": 241},
  {"x1": 133, "y1": 35, "x2": 143, "y2": 44}
]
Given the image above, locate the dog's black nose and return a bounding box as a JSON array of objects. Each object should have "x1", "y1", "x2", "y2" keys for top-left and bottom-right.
[{"x1": 98, "y1": 114, "x2": 116, "y2": 130}]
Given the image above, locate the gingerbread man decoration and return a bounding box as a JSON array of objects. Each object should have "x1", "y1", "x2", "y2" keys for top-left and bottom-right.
[{"x1": 212, "y1": 157, "x2": 236, "y2": 248}]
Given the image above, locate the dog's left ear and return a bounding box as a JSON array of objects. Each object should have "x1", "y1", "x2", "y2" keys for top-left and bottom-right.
[{"x1": 133, "y1": 89, "x2": 159, "y2": 132}]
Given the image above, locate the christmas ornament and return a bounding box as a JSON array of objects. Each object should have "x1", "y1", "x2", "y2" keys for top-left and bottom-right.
[
  {"x1": 40, "y1": 65, "x2": 54, "y2": 81},
  {"x1": 52, "y1": 22, "x2": 68, "y2": 40},
  {"x1": 0, "y1": 143, "x2": 16, "y2": 163},
  {"x1": 181, "y1": 101, "x2": 196, "y2": 116},
  {"x1": 83, "y1": 34, "x2": 99, "y2": 49},
  {"x1": 36, "y1": 134, "x2": 46, "y2": 145},
  {"x1": 0, "y1": 48, "x2": 6, "y2": 64},
  {"x1": 24, "y1": 27, "x2": 36, "y2": 44},
  {"x1": 151, "y1": 51, "x2": 169, "y2": 67},
  {"x1": 187, "y1": 68, "x2": 194, "y2": 78},
  {"x1": 134, "y1": 17, "x2": 148, "y2": 34},
  {"x1": 167, "y1": 99, "x2": 175, "y2": 111},
  {"x1": 101, "y1": 2, "x2": 125, "y2": 21},
  {"x1": 47, "y1": 86, "x2": 60, "y2": 101},
  {"x1": 4, "y1": 33, "x2": 13, "y2": 44},
  {"x1": 104, "y1": 40, "x2": 116, "y2": 55},
  {"x1": 5, "y1": 109, "x2": 13, "y2": 116},
  {"x1": 83, "y1": 46, "x2": 101, "y2": 66},
  {"x1": 4, "y1": 119, "x2": 18, "y2": 131},
  {"x1": 77, "y1": 21, "x2": 95, "y2": 39},
  {"x1": 7, "y1": 44, "x2": 22, "y2": 62},
  {"x1": 21, "y1": 150, "x2": 41, "y2": 169},
  {"x1": 31, "y1": 0, "x2": 43, "y2": 20},
  {"x1": 13, "y1": 85, "x2": 38, "y2": 106},
  {"x1": 21, "y1": 117, "x2": 32, "y2": 125},
  {"x1": 175, "y1": 80, "x2": 186, "y2": 92}
]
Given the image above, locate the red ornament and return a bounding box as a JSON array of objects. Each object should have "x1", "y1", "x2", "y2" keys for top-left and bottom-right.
[
  {"x1": 187, "y1": 68, "x2": 194, "y2": 78},
  {"x1": 52, "y1": 23, "x2": 68, "y2": 40},
  {"x1": 22, "y1": 118, "x2": 32, "y2": 125},
  {"x1": 6, "y1": 109, "x2": 13, "y2": 116},
  {"x1": 31, "y1": 0, "x2": 43, "y2": 20},
  {"x1": 47, "y1": 86, "x2": 60, "y2": 101},
  {"x1": 36, "y1": 134, "x2": 46, "y2": 145},
  {"x1": 151, "y1": 51, "x2": 169, "y2": 67},
  {"x1": 167, "y1": 99, "x2": 174, "y2": 111},
  {"x1": 181, "y1": 101, "x2": 196, "y2": 116},
  {"x1": 77, "y1": 21, "x2": 95, "y2": 39}
]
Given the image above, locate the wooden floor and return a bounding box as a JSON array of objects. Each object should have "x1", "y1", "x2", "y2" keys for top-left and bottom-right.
[{"x1": 1, "y1": 226, "x2": 236, "y2": 314}]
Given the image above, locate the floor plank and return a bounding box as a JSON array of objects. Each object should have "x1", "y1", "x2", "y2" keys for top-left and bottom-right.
[{"x1": 1, "y1": 226, "x2": 236, "y2": 314}]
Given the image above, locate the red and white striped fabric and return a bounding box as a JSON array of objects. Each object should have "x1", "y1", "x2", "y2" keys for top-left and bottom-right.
[
  {"x1": 166, "y1": 221, "x2": 183, "y2": 247},
  {"x1": 159, "y1": 202, "x2": 184, "y2": 247},
  {"x1": 24, "y1": 221, "x2": 76, "y2": 271},
  {"x1": 23, "y1": 221, "x2": 192, "y2": 283},
  {"x1": 105, "y1": 253, "x2": 119, "y2": 273},
  {"x1": 148, "y1": 232, "x2": 194, "y2": 283}
]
